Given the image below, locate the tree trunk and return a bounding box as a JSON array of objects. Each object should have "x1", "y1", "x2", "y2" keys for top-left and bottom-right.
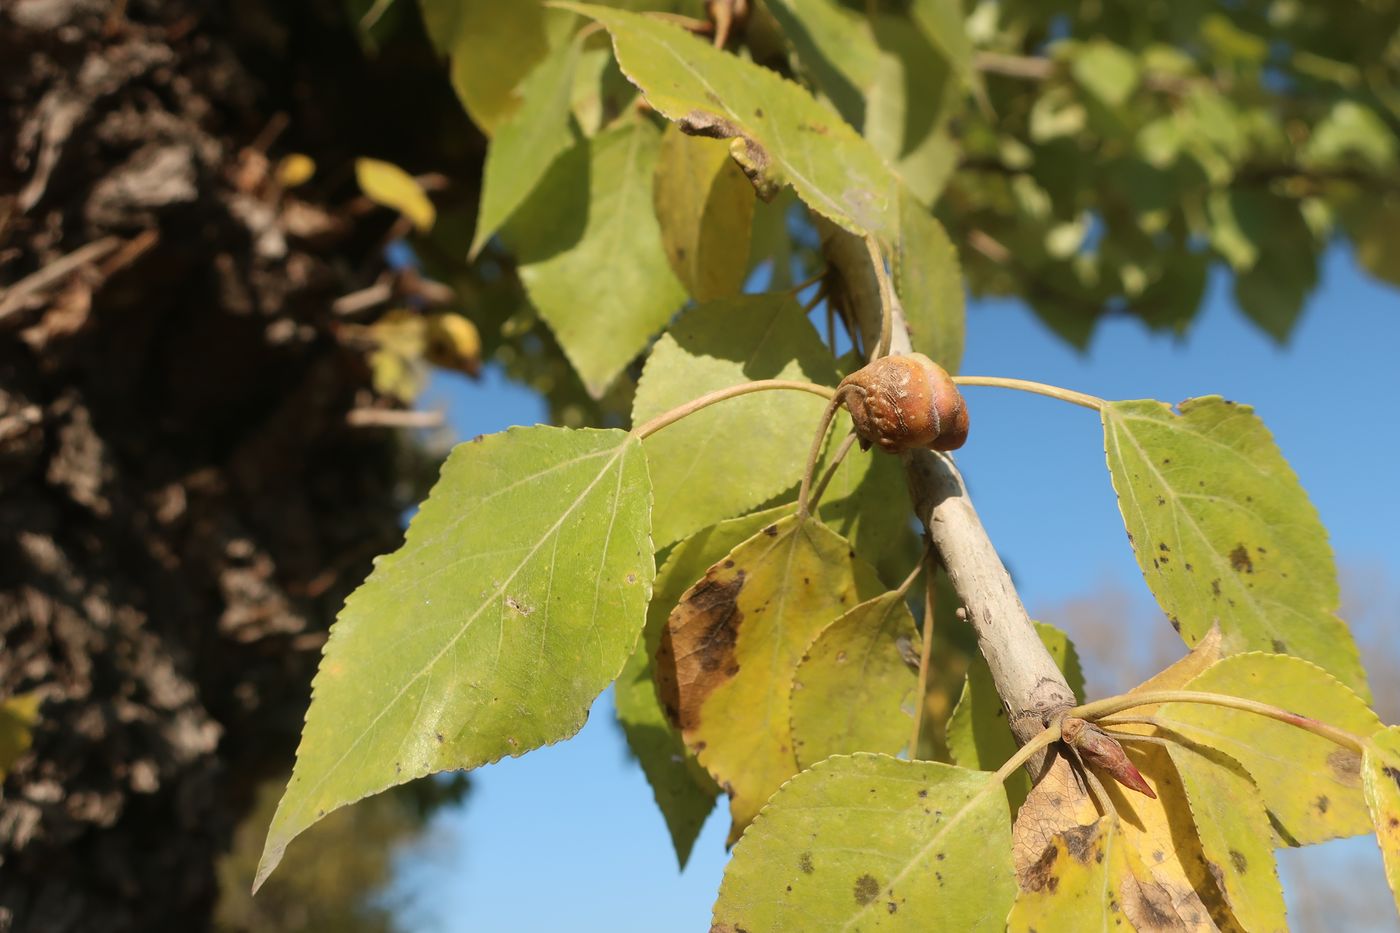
[{"x1": 0, "y1": 2, "x2": 477, "y2": 929}]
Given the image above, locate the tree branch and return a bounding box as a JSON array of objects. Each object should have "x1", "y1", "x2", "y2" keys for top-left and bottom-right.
[{"x1": 817, "y1": 220, "x2": 1077, "y2": 771}]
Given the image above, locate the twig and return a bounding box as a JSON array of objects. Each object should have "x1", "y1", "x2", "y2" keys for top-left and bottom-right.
[
  {"x1": 818, "y1": 217, "x2": 1078, "y2": 773},
  {"x1": 0, "y1": 237, "x2": 124, "y2": 322},
  {"x1": 346, "y1": 409, "x2": 445, "y2": 429},
  {"x1": 909, "y1": 552, "x2": 938, "y2": 759}
]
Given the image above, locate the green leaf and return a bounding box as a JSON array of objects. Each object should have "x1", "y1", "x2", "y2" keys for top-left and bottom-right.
[
  {"x1": 355, "y1": 158, "x2": 435, "y2": 232},
  {"x1": 946, "y1": 622, "x2": 1083, "y2": 807},
  {"x1": 633, "y1": 293, "x2": 837, "y2": 549},
  {"x1": 895, "y1": 189, "x2": 965, "y2": 372},
  {"x1": 1303, "y1": 101, "x2": 1398, "y2": 171},
  {"x1": 0, "y1": 693, "x2": 40, "y2": 781},
  {"x1": 1070, "y1": 40, "x2": 1140, "y2": 109},
  {"x1": 714, "y1": 754, "x2": 1015, "y2": 931},
  {"x1": 1157, "y1": 653, "x2": 1382, "y2": 846},
  {"x1": 1362, "y1": 726, "x2": 1400, "y2": 914},
  {"x1": 656, "y1": 515, "x2": 880, "y2": 838},
  {"x1": 256, "y1": 426, "x2": 654, "y2": 890},
  {"x1": 1166, "y1": 742, "x2": 1287, "y2": 932},
  {"x1": 616, "y1": 506, "x2": 791, "y2": 867},
  {"x1": 765, "y1": 0, "x2": 881, "y2": 129},
  {"x1": 560, "y1": 3, "x2": 901, "y2": 239},
  {"x1": 909, "y1": 0, "x2": 973, "y2": 89},
  {"x1": 507, "y1": 120, "x2": 687, "y2": 397},
  {"x1": 652, "y1": 124, "x2": 756, "y2": 302},
  {"x1": 418, "y1": 0, "x2": 562, "y2": 134},
  {"x1": 1102, "y1": 397, "x2": 1368, "y2": 697},
  {"x1": 790, "y1": 589, "x2": 919, "y2": 769},
  {"x1": 470, "y1": 37, "x2": 582, "y2": 257}
]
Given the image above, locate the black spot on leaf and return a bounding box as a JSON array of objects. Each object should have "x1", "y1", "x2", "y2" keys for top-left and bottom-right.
[{"x1": 853, "y1": 874, "x2": 879, "y2": 905}]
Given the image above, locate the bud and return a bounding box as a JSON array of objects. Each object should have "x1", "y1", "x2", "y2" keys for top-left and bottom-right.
[
  {"x1": 1061, "y1": 717, "x2": 1156, "y2": 799},
  {"x1": 837, "y1": 353, "x2": 969, "y2": 454}
]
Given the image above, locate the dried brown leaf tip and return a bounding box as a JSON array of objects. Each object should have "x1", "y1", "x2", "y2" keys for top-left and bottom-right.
[
  {"x1": 1062, "y1": 717, "x2": 1157, "y2": 799},
  {"x1": 837, "y1": 353, "x2": 969, "y2": 454}
]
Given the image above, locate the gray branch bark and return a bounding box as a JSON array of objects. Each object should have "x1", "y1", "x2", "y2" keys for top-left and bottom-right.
[{"x1": 817, "y1": 220, "x2": 1076, "y2": 760}]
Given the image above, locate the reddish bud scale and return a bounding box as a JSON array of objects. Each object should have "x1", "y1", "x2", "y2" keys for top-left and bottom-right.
[
  {"x1": 1062, "y1": 717, "x2": 1157, "y2": 800},
  {"x1": 837, "y1": 353, "x2": 969, "y2": 454}
]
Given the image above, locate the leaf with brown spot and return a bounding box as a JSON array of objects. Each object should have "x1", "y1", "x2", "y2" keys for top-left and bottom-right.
[
  {"x1": 1102, "y1": 397, "x2": 1368, "y2": 698},
  {"x1": 1361, "y1": 725, "x2": 1400, "y2": 914},
  {"x1": 1164, "y1": 742, "x2": 1286, "y2": 932},
  {"x1": 1156, "y1": 652, "x2": 1382, "y2": 845},
  {"x1": 789, "y1": 588, "x2": 920, "y2": 768},
  {"x1": 658, "y1": 514, "x2": 881, "y2": 840},
  {"x1": 1009, "y1": 817, "x2": 1189, "y2": 932},
  {"x1": 1012, "y1": 747, "x2": 1237, "y2": 933},
  {"x1": 714, "y1": 754, "x2": 1015, "y2": 931},
  {"x1": 617, "y1": 506, "x2": 792, "y2": 868}
]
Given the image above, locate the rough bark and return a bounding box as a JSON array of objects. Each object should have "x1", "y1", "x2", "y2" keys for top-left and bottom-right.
[{"x1": 0, "y1": 1, "x2": 476, "y2": 929}]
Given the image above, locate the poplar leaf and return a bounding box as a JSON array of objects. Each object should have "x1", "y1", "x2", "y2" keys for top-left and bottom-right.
[
  {"x1": 652, "y1": 124, "x2": 755, "y2": 302},
  {"x1": 616, "y1": 506, "x2": 792, "y2": 868},
  {"x1": 714, "y1": 754, "x2": 1015, "y2": 932},
  {"x1": 633, "y1": 293, "x2": 836, "y2": 549},
  {"x1": 895, "y1": 189, "x2": 965, "y2": 372},
  {"x1": 1166, "y1": 742, "x2": 1286, "y2": 932},
  {"x1": 1157, "y1": 653, "x2": 1381, "y2": 845},
  {"x1": 256, "y1": 426, "x2": 654, "y2": 891},
  {"x1": 1008, "y1": 818, "x2": 1186, "y2": 933},
  {"x1": 0, "y1": 693, "x2": 40, "y2": 781},
  {"x1": 656, "y1": 515, "x2": 880, "y2": 839},
  {"x1": 1361, "y1": 726, "x2": 1400, "y2": 914},
  {"x1": 508, "y1": 121, "x2": 687, "y2": 397},
  {"x1": 1102, "y1": 396, "x2": 1368, "y2": 697},
  {"x1": 559, "y1": 3, "x2": 901, "y2": 239},
  {"x1": 355, "y1": 158, "x2": 435, "y2": 232},
  {"x1": 471, "y1": 37, "x2": 582, "y2": 257},
  {"x1": 789, "y1": 588, "x2": 920, "y2": 768}
]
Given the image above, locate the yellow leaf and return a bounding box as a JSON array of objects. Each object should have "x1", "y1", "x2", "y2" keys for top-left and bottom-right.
[
  {"x1": 424, "y1": 313, "x2": 482, "y2": 376},
  {"x1": 1362, "y1": 726, "x2": 1400, "y2": 914},
  {"x1": 0, "y1": 693, "x2": 41, "y2": 780},
  {"x1": 355, "y1": 157, "x2": 435, "y2": 232},
  {"x1": 655, "y1": 514, "x2": 881, "y2": 841},
  {"x1": 276, "y1": 153, "x2": 316, "y2": 188}
]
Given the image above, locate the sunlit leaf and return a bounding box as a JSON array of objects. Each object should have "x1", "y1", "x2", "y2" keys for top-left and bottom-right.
[
  {"x1": 714, "y1": 754, "x2": 1015, "y2": 932},
  {"x1": 1012, "y1": 741, "x2": 1235, "y2": 932},
  {"x1": 355, "y1": 158, "x2": 435, "y2": 232},
  {"x1": 909, "y1": 0, "x2": 973, "y2": 89},
  {"x1": 507, "y1": 120, "x2": 687, "y2": 397},
  {"x1": 256, "y1": 426, "x2": 654, "y2": 890},
  {"x1": 656, "y1": 514, "x2": 880, "y2": 839},
  {"x1": 1361, "y1": 726, "x2": 1400, "y2": 914},
  {"x1": 816, "y1": 420, "x2": 921, "y2": 580},
  {"x1": 1157, "y1": 653, "x2": 1382, "y2": 845},
  {"x1": 418, "y1": 0, "x2": 566, "y2": 134},
  {"x1": 790, "y1": 588, "x2": 919, "y2": 768},
  {"x1": 1008, "y1": 818, "x2": 1180, "y2": 933},
  {"x1": 616, "y1": 507, "x2": 791, "y2": 867},
  {"x1": 653, "y1": 124, "x2": 755, "y2": 302},
  {"x1": 633, "y1": 293, "x2": 836, "y2": 549},
  {"x1": 1164, "y1": 741, "x2": 1286, "y2": 932},
  {"x1": 946, "y1": 622, "x2": 1083, "y2": 807},
  {"x1": 895, "y1": 189, "x2": 964, "y2": 372},
  {"x1": 471, "y1": 37, "x2": 582, "y2": 257},
  {"x1": 0, "y1": 693, "x2": 40, "y2": 781},
  {"x1": 560, "y1": 3, "x2": 901, "y2": 238},
  {"x1": 1102, "y1": 396, "x2": 1368, "y2": 696}
]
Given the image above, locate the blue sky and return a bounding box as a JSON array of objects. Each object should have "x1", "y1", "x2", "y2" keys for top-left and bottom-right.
[{"x1": 393, "y1": 247, "x2": 1400, "y2": 932}]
